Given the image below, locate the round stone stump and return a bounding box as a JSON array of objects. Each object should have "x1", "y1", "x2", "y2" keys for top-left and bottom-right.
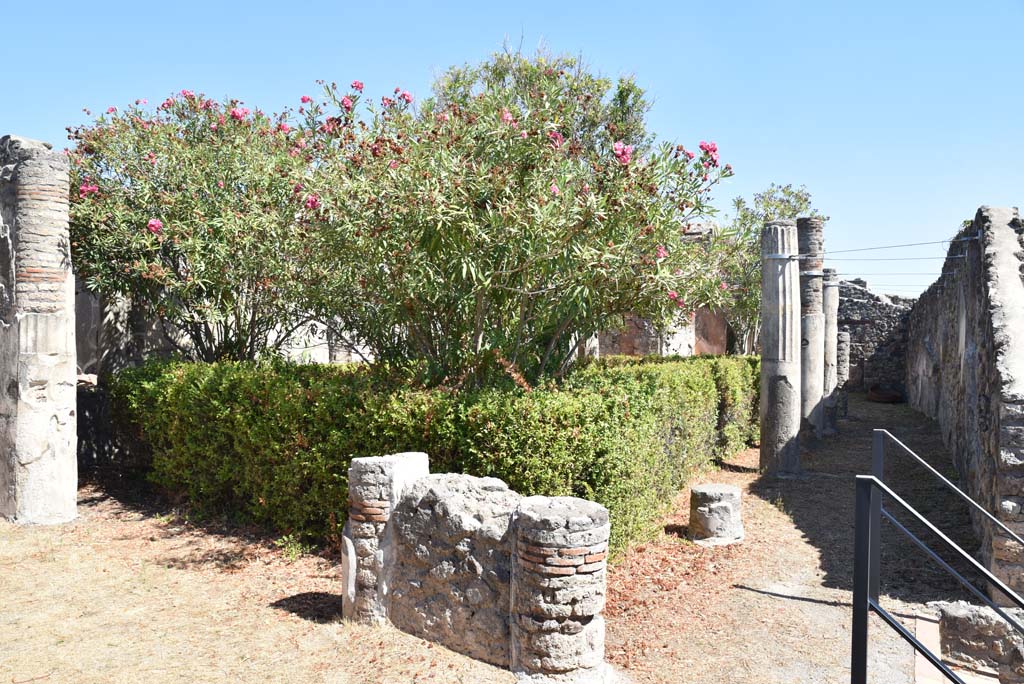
[{"x1": 689, "y1": 484, "x2": 744, "y2": 547}]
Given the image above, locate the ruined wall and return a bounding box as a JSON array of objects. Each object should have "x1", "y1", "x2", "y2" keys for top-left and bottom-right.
[
  {"x1": 0, "y1": 136, "x2": 77, "y2": 523},
  {"x1": 343, "y1": 453, "x2": 613, "y2": 682},
  {"x1": 597, "y1": 307, "x2": 728, "y2": 358},
  {"x1": 905, "y1": 206, "x2": 1024, "y2": 598},
  {"x1": 837, "y1": 279, "x2": 912, "y2": 392}
]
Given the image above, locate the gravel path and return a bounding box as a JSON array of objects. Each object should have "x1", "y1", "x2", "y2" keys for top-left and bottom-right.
[{"x1": 604, "y1": 393, "x2": 975, "y2": 683}]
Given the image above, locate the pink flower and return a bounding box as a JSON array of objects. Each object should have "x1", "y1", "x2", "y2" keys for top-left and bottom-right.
[
  {"x1": 159, "y1": 97, "x2": 175, "y2": 110},
  {"x1": 217, "y1": 180, "x2": 225, "y2": 189},
  {"x1": 550, "y1": 183, "x2": 560, "y2": 196},
  {"x1": 229, "y1": 107, "x2": 250, "y2": 120},
  {"x1": 613, "y1": 141, "x2": 633, "y2": 165},
  {"x1": 500, "y1": 108, "x2": 515, "y2": 124},
  {"x1": 399, "y1": 90, "x2": 413, "y2": 104},
  {"x1": 147, "y1": 218, "x2": 163, "y2": 235},
  {"x1": 389, "y1": 160, "x2": 399, "y2": 169},
  {"x1": 667, "y1": 291, "x2": 678, "y2": 300},
  {"x1": 699, "y1": 140, "x2": 720, "y2": 166},
  {"x1": 145, "y1": 151, "x2": 157, "y2": 165},
  {"x1": 341, "y1": 96, "x2": 353, "y2": 111},
  {"x1": 655, "y1": 245, "x2": 669, "y2": 259},
  {"x1": 277, "y1": 123, "x2": 291, "y2": 133},
  {"x1": 301, "y1": 95, "x2": 313, "y2": 104},
  {"x1": 304, "y1": 194, "x2": 321, "y2": 210},
  {"x1": 78, "y1": 182, "x2": 99, "y2": 198},
  {"x1": 381, "y1": 96, "x2": 395, "y2": 108},
  {"x1": 548, "y1": 130, "x2": 564, "y2": 148},
  {"x1": 436, "y1": 112, "x2": 450, "y2": 123},
  {"x1": 351, "y1": 80, "x2": 364, "y2": 92},
  {"x1": 520, "y1": 131, "x2": 528, "y2": 139},
  {"x1": 210, "y1": 123, "x2": 218, "y2": 131},
  {"x1": 719, "y1": 281, "x2": 728, "y2": 291},
  {"x1": 293, "y1": 183, "x2": 304, "y2": 194},
  {"x1": 180, "y1": 89, "x2": 195, "y2": 99},
  {"x1": 106, "y1": 106, "x2": 117, "y2": 114},
  {"x1": 135, "y1": 98, "x2": 148, "y2": 105}
]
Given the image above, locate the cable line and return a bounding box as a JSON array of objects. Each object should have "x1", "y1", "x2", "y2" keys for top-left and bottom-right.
[{"x1": 823, "y1": 237, "x2": 971, "y2": 254}]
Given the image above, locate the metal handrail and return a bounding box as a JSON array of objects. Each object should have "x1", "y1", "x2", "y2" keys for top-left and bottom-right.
[
  {"x1": 852, "y1": 472, "x2": 1024, "y2": 684},
  {"x1": 876, "y1": 429, "x2": 1024, "y2": 549}
]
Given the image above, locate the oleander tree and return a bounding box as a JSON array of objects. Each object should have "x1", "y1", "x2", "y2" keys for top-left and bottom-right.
[
  {"x1": 297, "y1": 50, "x2": 737, "y2": 384},
  {"x1": 68, "y1": 92, "x2": 313, "y2": 361}
]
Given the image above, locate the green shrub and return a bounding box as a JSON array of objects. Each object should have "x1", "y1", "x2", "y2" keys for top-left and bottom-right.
[{"x1": 110, "y1": 355, "x2": 759, "y2": 554}]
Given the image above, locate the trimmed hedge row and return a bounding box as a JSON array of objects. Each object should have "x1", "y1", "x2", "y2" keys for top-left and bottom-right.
[{"x1": 111, "y1": 355, "x2": 759, "y2": 553}]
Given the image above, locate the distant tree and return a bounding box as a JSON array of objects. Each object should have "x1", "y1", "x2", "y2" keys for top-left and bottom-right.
[{"x1": 718, "y1": 183, "x2": 826, "y2": 353}]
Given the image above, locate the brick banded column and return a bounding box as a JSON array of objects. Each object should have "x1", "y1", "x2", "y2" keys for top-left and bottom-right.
[
  {"x1": 760, "y1": 220, "x2": 801, "y2": 474},
  {"x1": 512, "y1": 496, "x2": 611, "y2": 682},
  {"x1": 798, "y1": 217, "x2": 826, "y2": 439},
  {"x1": 837, "y1": 331, "x2": 851, "y2": 418},
  {"x1": 0, "y1": 136, "x2": 77, "y2": 524},
  {"x1": 822, "y1": 268, "x2": 841, "y2": 435},
  {"x1": 342, "y1": 452, "x2": 429, "y2": 623}
]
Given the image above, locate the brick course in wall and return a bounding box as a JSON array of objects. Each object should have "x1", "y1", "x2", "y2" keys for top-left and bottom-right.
[{"x1": 342, "y1": 453, "x2": 617, "y2": 683}]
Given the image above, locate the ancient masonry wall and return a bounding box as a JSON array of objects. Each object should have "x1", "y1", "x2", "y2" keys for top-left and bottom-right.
[
  {"x1": 343, "y1": 453, "x2": 613, "y2": 682},
  {"x1": 597, "y1": 308, "x2": 728, "y2": 357},
  {"x1": 0, "y1": 136, "x2": 77, "y2": 524},
  {"x1": 837, "y1": 278, "x2": 913, "y2": 393},
  {"x1": 905, "y1": 206, "x2": 1024, "y2": 599}
]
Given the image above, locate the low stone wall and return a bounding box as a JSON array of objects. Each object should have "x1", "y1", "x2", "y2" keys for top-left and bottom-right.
[
  {"x1": 341, "y1": 453, "x2": 614, "y2": 682},
  {"x1": 837, "y1": 279, "x2": 912, "y2": 392},
  {"x1": 905, "y1": 207, "x2": 1024, "y2": 599}
]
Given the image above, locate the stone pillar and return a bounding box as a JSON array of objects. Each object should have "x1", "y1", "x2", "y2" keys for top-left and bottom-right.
[
  {"x1": 759, "y1": 220, "x2": 802, "y2": 474},
  {"x1": 837, "y1": 331, "x2": 851, "y2": 418},
  {"x1": 822, "y1": 268, "x2": 840, "y2": 435},
  {"x1": 798, "y1": 217, "x2": 826, "y2": 439},
  {"x1": 689, "y1": 484, "x2": 744, "y2": 546},
  {"x1": 512, "y1": 496, "x2": 611, "y2": 683},
  {"x1": 342, "y1": 451, "x2": 429, "y2": 623},
  {"x1": 0, "y1": 136, "x2": 77, "y2": 524}
]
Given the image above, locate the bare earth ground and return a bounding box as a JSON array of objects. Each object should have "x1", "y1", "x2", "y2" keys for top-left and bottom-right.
[{"x1": 1, "y1": 394, "x2": 974, "y2": 683}]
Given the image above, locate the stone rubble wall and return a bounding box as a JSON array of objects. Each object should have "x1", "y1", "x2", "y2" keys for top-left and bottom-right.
[
  {"x1": 0, "y1": 135, "x2": 77, "y2": 524},
  {"x1": 837, "y1": 278, "x2": 913, "y2": 393},
  {"x1": 342, "y1": 453, "x2": 614, "y2": 682},
  {"x1": 905, "y1": 206, "x2": 1024, "y2": 600}
]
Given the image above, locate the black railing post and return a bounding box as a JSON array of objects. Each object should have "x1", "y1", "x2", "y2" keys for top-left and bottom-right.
[
  {"x1": 851, "y1": 476, "x2": 874, "y2": 684},
  {"x1": 870, "y1": 430, "x2": 885, "y2": 602}
]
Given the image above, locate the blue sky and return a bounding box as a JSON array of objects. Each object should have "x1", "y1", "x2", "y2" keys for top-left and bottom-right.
[{"x1": 4, "y1": 0, "x2": 1021, "y2": 295}]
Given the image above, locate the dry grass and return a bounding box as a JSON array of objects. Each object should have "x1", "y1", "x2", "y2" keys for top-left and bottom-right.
[{"x1": 0, "y1": 487, "x2": 512, "y2": 684}]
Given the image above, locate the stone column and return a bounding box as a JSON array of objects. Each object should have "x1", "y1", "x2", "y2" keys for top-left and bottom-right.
[
  {"x1": 512, "y1": 496, "x2": 611, "y2": 683},
  {"x1": 0, "y1": 136, "x2": 77, "y2": 524},
  {"x1": 798, "y1": 217, "x2": 826, "y2": 439},
  {"x1": 342, "y1": 452, "x2": 429, "y2": 623},
  {"x1": 822, "y1": 268, "x2": 840, "y2": 435},
  {"x1": 837, "y1": 331, "x2": 851, "y2": 418},
  {"x1": 759, "y1": 220, "x2": 802, "y2": 474}
]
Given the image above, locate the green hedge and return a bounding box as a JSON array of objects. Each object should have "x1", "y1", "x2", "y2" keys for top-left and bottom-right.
[{"x1": 110, "y1": 355, "x2": 759, "y2": 553}]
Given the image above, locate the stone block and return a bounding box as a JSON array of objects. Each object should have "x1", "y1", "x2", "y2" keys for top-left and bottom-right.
[{"x1": 688, "y1": 484, "x2": 744, "y2": 546}]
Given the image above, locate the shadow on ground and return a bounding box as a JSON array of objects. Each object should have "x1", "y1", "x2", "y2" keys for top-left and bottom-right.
[
  {"x1": 270, "y1": 592, "x2": 345, "y2": 622},
  {"x1": 748, "y1": 393, "x2": 979, "y2": 604}
]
